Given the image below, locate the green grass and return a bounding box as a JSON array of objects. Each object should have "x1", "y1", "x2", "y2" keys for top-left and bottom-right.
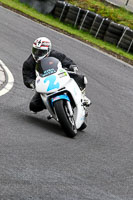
[
  {"x1": 67, "y1": 0, "x2": 133, "y2": 30},
  {"x1": 0, "y1": 0, "x2": 133, "y2": 62}
]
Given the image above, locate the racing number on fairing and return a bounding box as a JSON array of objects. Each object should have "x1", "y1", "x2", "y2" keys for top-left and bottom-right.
[{"x1": 44, "y1": 75, "x2": 60, "y2": 92}]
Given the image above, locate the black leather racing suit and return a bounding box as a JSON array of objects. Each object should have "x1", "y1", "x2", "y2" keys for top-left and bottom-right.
[{"x1": 22, "y1": 50, "x2": 85, "y2": 112}]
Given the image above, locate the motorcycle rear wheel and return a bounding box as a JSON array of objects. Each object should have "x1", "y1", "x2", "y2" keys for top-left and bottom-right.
[
  {"x1": 78, "y1": 122, "x2": 87, "y2": 131},
  {"x1": 54, "y1": 100, "x2": 77, "y2": 138}
]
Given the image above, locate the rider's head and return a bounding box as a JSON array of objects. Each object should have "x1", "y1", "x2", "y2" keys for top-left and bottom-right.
[{"x1": 32, "y1": 37, "x2": 52, "y2": 62}]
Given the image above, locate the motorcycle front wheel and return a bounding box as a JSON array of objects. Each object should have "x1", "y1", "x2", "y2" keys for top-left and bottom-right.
[{"x1": 54, "y1": 100, "x2": 77, "y2": 138}]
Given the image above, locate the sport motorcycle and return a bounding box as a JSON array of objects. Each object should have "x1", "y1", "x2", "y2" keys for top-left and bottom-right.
[{"x1": 35, "y1": 57, "x2": 91, "y2": 138}]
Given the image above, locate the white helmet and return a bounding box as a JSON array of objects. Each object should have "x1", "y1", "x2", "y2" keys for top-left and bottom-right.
[{"x1": 32, "y1": 37, "x2": 52, "y2": 62}]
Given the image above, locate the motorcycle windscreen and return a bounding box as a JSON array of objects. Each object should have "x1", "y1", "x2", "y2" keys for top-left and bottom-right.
[{"x1": 36, "y1": 57, "x2": 60, "y2": 77}]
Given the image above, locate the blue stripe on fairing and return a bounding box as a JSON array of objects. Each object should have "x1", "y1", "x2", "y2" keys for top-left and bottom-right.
[{"x1": 51, "y1": 94, "x2": 70, "y2": 105}]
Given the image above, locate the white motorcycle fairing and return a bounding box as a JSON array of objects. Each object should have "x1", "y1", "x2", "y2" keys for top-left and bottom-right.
[{"x1": 35, "y1": 57, "x2": 88, "y2": 136}]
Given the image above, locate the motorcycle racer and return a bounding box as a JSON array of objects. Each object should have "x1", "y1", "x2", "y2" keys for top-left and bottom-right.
[{"x1": 22, "y1": 37, "x2": 91, "y2": 113}]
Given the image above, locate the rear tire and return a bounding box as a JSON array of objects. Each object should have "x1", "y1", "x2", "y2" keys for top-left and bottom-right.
[
  {"x1": 78, "y1": 122, "x2": 87, "y2": 131},
  {"x1": 54, "y1": 100, "x2": 77, "y2": 138}
]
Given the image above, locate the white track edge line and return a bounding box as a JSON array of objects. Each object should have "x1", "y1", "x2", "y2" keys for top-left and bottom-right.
[{"x1": 0, "y1": 60, "x2": 14, "y2": 96}]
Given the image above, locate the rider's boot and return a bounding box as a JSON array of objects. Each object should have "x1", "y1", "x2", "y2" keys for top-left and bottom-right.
[
  {"x1": 82, "y1": 76, "x2": 92, "y2": 107},
  {"x1": 82, "y1": 91, "x2": 91, "y2": 107}
]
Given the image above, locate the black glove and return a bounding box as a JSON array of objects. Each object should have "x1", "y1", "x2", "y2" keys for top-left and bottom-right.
[
  {"x1": 69, "y1": 65, "x2": 78, "y2": 73},
  {"x1": 29, "y1": 80, "x2": 35, "y2": 89}
]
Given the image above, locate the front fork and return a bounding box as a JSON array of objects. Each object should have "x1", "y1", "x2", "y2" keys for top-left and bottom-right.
[{"x1": 66, "y1": 100, "x2": 73, "y2": 117}]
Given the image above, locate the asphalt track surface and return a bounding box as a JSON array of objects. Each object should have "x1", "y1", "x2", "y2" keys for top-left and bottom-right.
[{"x1": 1, "y1": 5, "x2": 133, "y2": 200}]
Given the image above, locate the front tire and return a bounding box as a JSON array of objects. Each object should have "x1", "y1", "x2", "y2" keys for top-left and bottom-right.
[{"x1": 54, "y1": 100, "x2": 77, "y2": 138}]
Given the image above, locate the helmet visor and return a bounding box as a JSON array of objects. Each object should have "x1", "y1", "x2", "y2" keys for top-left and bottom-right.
[{"x1": 32, "y1": 47, "x2": 48, "y2": 59}]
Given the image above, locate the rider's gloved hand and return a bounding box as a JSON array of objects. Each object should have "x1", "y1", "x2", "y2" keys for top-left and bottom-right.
[
  {"x1": 69, "y1": 65, "x2": 78, "y2": 73},
  {"x1": 29, "y1": 80, "x2": 35, "y2": 89}
]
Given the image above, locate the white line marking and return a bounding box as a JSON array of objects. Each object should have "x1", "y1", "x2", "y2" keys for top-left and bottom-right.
[{"x1": 0, "y1": 60, "x2": 14, "y2": 96}]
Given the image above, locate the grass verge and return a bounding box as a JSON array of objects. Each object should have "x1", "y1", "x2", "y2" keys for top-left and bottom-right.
[
  {"x1": 67, "y1": 0, "x2": 133, "y2": 30},
  {"x1": 0, "y1": 0, "x2": 133, "y2": 65}
]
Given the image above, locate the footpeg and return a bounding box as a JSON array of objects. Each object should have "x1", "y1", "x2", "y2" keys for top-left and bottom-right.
[
  {"x1": 83, "y1": 100, "x2": 92, "y2": 107},
  {"x1": 86, "y1": 101, "x2": 92, "y2": 107},
  {"x1": 47, "y1": 115, "x2": 53, "y2": 120}
]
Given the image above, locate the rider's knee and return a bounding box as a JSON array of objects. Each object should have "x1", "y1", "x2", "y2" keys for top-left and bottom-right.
[{"x1": 29, "y1": 102, "x2": 45, "y2": 112}]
